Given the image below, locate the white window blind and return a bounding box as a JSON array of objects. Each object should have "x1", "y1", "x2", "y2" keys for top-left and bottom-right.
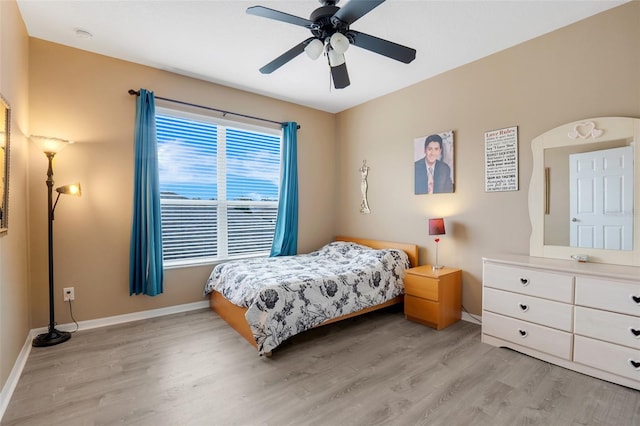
[{"x1": 155, "y1": 109, "x2": 281, "y2": 266}]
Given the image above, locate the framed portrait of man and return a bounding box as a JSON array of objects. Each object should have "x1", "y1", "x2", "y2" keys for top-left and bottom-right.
[{"x1": 413, "y1": 131, "x2": 454, "y2": 194}]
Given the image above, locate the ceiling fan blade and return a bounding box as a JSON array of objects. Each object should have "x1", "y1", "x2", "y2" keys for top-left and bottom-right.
[
  {"x1": 350, "y1": 30, "x2": 416, "y2": 63},
  {"x1": 247, "y1": 6, "x2": 313, "y2": 28},
  {"x1": 331, "y1": 63, "x2": 351, "y2": 89},
  {"x1": 332, "y1": 0, "x2": 385, "y2": 26},
  {"x1": 259, "y1": 38, "x2": 314, "y2": 74}
]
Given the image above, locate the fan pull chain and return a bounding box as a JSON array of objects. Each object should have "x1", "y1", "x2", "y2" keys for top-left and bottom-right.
[{"x1": 326, "y1": 54, "x2": 333, "y2": 93}]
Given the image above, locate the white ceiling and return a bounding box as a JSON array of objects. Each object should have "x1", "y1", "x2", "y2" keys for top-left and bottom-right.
[{"x1": 16, "y1": 0, "x2": 627, "y2": 113}]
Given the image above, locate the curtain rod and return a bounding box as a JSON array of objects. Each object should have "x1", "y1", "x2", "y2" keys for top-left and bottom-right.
[{"x1": 128, "y1": 89, "x2": 300, "y2": 129}]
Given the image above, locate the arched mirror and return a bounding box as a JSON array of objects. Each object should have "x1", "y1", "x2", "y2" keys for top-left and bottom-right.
[
  {"x1": 529, "y1": 117, "x2": 640, "y2": 266},
  {"x1": 0, "y1": 95, "x2": 9, "y2": 236}
]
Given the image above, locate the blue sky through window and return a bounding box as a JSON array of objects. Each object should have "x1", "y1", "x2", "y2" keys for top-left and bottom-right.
[{"x1": 156, "y1": 114, "x2": 281, "y2": 201}]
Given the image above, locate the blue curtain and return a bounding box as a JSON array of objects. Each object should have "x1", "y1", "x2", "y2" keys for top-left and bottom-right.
[
  {"x1": 270, "y1": 122, "x2": 299, "y2": 257},
  {"x1": 129, "y1": 89, "x2": 164, "y2": 296}
]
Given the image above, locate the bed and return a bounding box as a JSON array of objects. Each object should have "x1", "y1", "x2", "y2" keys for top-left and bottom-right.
[{"x1": 204, "y1": 236, "x2": 419, "y2": 355}]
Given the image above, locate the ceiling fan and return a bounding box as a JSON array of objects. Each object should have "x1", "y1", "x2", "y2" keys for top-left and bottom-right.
[{"x1": 247, "y1": 0, "x2": 417, "y2": 89}]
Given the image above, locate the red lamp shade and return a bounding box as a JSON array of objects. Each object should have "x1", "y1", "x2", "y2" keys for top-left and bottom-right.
[{"x1": 429, "y1": 218, "x2": 445, "y2": 236}]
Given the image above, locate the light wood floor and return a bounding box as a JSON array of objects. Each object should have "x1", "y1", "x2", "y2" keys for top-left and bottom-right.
[{"x1": 2, "y1": 307, "x2": 639, "y2": 426}]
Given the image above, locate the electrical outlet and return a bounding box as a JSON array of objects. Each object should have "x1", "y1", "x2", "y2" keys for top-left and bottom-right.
[{"x1": 63, "y1": 287, "x2": 75, "y2": 301}]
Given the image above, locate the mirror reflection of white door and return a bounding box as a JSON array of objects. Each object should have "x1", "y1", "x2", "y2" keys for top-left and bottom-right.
[{"x1": 570, "y1": 146, "x2": 634, "y2": 250}]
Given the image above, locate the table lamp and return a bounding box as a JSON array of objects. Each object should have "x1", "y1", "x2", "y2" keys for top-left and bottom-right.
[{"x1": 429, "y1": 218, "x2": 445, "y2": 270}]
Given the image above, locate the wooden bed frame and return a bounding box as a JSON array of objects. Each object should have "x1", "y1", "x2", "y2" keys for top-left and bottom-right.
[{"x1": 209, "y1": 236, "x2": 419, "y2": 352}]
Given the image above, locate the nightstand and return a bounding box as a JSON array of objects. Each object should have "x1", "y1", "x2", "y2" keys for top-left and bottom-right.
[{"x1": 404, "y1": 265, "x2": 462, "y2": 330}]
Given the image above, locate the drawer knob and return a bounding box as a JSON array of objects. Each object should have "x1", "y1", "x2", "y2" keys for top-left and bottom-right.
[
  {"x1": 629, "y1": 359, "x2": 640, "y2": 370},
  {"x1": 519, "y1": 303, "x2": 529, "y2": 312},
  {"x1": 518, "y1": 328, "x2": 528, "y2": 338},
  {"x1": 520, "y1": 278, "x2": 529, "y2": 286},
  {"x1": 631, "y1": 295, "x2": 640, "y2": 304},
  {"x1": 630, "y1": 327, "x2": 640, "y2": 338}
]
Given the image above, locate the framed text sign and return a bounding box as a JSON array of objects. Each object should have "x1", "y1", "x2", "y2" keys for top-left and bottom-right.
[{"x1": 484, "y1": 126, "x2": 518, "y2": 192}]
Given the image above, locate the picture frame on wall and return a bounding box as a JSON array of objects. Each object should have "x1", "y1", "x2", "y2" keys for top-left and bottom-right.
[
  {"x1": 414, "y1": 130, "x2": 454, "y2": 194},
  {"x1": 0, "y1": 94, "x2": 10, "y2": 236},
  {"x1": 484, "y1": 126, "x2": 519, "y2": 192}
]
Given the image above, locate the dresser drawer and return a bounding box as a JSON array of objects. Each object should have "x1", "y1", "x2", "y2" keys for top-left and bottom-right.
[
  {"x1": 574, "y1": 335, "x2": 640, "y2": 384},
  {"x1": 483, "y1": 288, "x2": 573, "y2": 331},
  {"x1": 575, "y1": 277, "x2": 640, "y2": 316},
  {"x1": 404, "y1": 274, "x2": 438, "y2": 301},
  {"x1": 483, "y1": 263, "x2": 574, "y2": 303},
  {"x1": 404, "y1": 295, "x2": 439, "y2": 324},
  {"x1": 482, "y1": 311, "x2": 573, "y2": 360},
  {"x1": 574, "y1": 306, "x2": 640, "y2": 350}
]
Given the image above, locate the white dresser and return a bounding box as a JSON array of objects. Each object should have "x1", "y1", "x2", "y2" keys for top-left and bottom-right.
[{"x1": 482, "y1": 255, "x2": 640, "y2": 390}]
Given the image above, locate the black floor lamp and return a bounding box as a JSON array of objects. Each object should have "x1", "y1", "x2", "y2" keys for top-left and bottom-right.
[{"x1": 31, "y1": 136, "x2": 81, "y2": 348}]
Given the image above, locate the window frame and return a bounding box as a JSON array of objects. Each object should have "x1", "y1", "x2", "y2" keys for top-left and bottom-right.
[{"x1": 156, "y1": 106, "x2": 282, "y2": 269}]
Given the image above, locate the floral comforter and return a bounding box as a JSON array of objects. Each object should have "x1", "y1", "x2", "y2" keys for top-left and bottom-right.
[{"x1": 203, "y1": 241, "x2": 410, "y2": 355}]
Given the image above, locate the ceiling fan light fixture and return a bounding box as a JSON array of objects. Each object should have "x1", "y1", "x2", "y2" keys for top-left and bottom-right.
[
  {"x1": 329, "y1": 32, "x2": 349, "y2": 54},
  {"x1": 328, "y1": 49, "x2": 345, "y2": 67},
  {"x1": 304, "y1": 38, "x2": 324, "y2": 60},
  {"x1": 247, "y1": 1, "x2": 416, "y2": 89}
]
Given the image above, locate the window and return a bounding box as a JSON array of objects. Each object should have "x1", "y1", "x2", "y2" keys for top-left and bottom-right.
[{"x1": 156, "y1": 108, "x2": 281, "y2": 266}]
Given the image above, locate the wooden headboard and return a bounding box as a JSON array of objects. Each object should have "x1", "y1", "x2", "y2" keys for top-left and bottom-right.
[{"x1": 335, "y1": 236, "x2": 419, "y2": 267}]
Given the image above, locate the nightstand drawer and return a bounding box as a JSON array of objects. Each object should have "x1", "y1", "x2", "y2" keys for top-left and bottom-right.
[
  {"x1": 404, "y1": 274, "x2": 438, "y2": 301},
  {"x1": 404, "y1": 295, "x2": 439, "y2": 325}
]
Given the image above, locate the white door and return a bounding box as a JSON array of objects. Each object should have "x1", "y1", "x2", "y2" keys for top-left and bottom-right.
[{"x1": 569, "y1": 146, "x2": 634, "y2": 250}]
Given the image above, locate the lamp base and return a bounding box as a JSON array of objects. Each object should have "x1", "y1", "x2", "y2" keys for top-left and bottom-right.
[
  {"x1": 32, "y1": 328, "x2": 71, "y2": 347},
  {"x1": 432, "y1": 264, "x2": 444, "y2": 270}
]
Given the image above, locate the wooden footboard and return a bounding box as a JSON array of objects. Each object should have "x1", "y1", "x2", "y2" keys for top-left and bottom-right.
[
  {"x1": 317, "y1": 294, "x2": 404, "y2": 326},
  {"x1": 210, "y1": 290, "x2": 404, "y2": 350},
  {"x1": 210, "y1": 290, "x2": 257, "y2": 348},
  {"x1": 209, "y1": 236, "x2": 418, "y2": 353}
]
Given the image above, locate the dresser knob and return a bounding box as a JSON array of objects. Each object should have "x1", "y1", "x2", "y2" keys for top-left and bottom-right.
[
  {"x1": 631, "y1": 295, "x2": 640, "y2": 304},
  {"x1": 629, "y1": 359, "x2": 640, "y2": 370},
  {"x1": 518, "y1": 328, "x2": 528, "y2": 338},
  {"x1": 520, "y1": 278, "x2": 529, "y2": 286},
  {"x1": 630, "y1": 327, "x2": 640, "y2": 338},
  {"x1": 519, "y1": 303, "x2": 529, "y2": 312}
]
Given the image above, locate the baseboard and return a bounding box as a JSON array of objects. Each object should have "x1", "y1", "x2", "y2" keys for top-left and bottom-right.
[
  {"x1": 1, "y1": 300, "x2": 209, "y2": 423},
  {"x1": 30, "y1": 300, "x2": 209, "y2": 335},
  {"x1": 461, "y1": 311, "x2": 482, "y2": 325},
  {"x1": 0, "y1": 333, "x2": 32, "y2": 422}
]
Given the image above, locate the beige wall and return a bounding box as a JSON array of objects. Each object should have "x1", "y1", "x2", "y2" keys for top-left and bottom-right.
[
  {"x1": 335, "y1": 2, "x2": 640, "y2": 315},
  {"x1": 0, "y1": 0, "x2": 30, "y2": 393},
  {"x1": 27, "y1": 40, "x2": 337, "y2": 328}
]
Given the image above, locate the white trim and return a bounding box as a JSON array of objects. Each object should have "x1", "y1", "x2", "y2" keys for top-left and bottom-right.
[
  {"x1": 0, "y1": 300, "x2": 208, "y2": 423},
  {"x1": 462, "y1": 311, "x2": 482, "y2": 325},
  {"x1": 31, "y1": 301, "x2": 210, "y2": 335},
  {"x1": 156, "y1": 106, "x2": 282, "y2": 135},
  {"x1": 0, "y1": 333, "x2": 33, "y2": 422}
]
